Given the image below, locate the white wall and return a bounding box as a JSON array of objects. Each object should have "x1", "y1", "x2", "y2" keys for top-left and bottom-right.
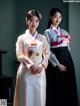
[{"x1": 69, "y1": 3, "x2": 80, "y2": 104}]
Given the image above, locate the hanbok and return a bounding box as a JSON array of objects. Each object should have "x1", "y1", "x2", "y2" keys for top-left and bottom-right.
[
  {"x1": 44, "y1": 26, "x2": 78, "y2": 106},
  {"x1": 13, "y1": 29, "x2": 50, "y2": 106}
]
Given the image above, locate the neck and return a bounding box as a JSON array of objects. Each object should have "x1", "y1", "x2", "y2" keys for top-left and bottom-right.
[
  {"x1": 52, "y1": 24, "x2": 59, "y2": 29},
  {"x1": 29, "y1": 29, "x2": 36, "y2": 35}
]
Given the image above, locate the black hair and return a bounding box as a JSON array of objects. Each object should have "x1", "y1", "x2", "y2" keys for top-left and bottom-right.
[
  {"x1": 25, "y1": 9, "x2": 42, "y2": 21},
  {"x1": 48, "y1": 8, "x2": 62, "y2": 28}
]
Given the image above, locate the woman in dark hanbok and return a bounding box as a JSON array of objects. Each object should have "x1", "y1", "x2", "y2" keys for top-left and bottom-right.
[{"x1": 44, "y1": 8, "x2": 78, "y2": 106}]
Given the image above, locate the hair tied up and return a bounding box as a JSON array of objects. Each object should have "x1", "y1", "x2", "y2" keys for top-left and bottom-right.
[{"x1": 37, "y1": 11, "x2": 42, "y2": 20}]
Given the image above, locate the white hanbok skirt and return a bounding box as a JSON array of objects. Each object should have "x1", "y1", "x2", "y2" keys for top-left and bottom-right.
[{"x1": 13, "y1": 64, "x2": 46, "y2": 106}]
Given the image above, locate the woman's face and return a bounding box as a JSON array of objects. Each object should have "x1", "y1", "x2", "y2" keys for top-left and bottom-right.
[
  {"x1": 26, "y1": 16, "x2": 39, "y2": 31},
  {"x1": 50, "y1": 12, "x2": 62, "y2": 27}
]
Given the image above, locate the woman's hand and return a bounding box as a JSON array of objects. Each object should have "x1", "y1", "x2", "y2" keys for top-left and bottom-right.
[
  {"x1": 30, "y1": 65, "x2": 38, "y2": 74},
  {"x1": 57, "y1": 64, "x2": 66, "y2": 72},
  {"x1": 30, "y1": 64, "x2": 44, "y2": 74},
  {"x1": 37, "y1": 64, "x2": 44, "y2": 73}
]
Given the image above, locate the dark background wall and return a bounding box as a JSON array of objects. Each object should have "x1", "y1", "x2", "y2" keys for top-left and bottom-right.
[{"x1": 0, "y1": 0, "x2": 80, "y2": 105}]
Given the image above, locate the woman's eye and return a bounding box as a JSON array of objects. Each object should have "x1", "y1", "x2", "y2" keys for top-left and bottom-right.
[{"x1": 36, "y1": 20, "x2": 39, "y2": 22}]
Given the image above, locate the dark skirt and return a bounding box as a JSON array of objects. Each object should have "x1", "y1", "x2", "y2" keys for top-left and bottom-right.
[{"x1": 46, "y1": 47, "x2": 78, "y2": 106}]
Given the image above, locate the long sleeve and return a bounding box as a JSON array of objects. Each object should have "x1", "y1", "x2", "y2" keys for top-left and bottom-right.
[
  {"x1": 41, "y1": 37, "x2": 50, "y2": 69},
  {"x1": 44, "y1": 31, "x2": 60, "y2": 67},
  {"x1": 16, "y1": 36, "x2": 33, "y2": 69}
]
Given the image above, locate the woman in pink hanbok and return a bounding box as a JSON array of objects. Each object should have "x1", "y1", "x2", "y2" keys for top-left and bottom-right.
[{"x1": 13, "y1": 10, "x2": 50, "y2": 106}]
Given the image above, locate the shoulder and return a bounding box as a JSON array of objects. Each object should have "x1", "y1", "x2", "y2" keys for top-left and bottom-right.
[
  {"x1": 16, "y1": 33, "x2": 25, "y2": 44},
  {"x1": 38, "y1": 34, "x2": 48, "y2": 44},
  {"x1": 17, "y1": 33, "x2": 25, "y2": 41},
  {"x1": 44, "y1": 29, "x2": 50, "y2": 33},
  {"x1": 61, "y1": 28, "x2": 69, "y2": 35},
  {"x1": 38, "y1": 34, "x2": 46, "y2": 40},
  {"x1": 44, "y1": 29, "x2": 50, "y2": 35}
]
